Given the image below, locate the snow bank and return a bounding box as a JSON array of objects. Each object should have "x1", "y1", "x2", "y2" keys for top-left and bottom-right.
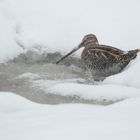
[
  {"x1": 32, "y1": 79, "x2": 140, "y2": 102},
  {"x1": 0, "y1": 12, "x2": 22, "y2": 63},
  {"x1": 0, "y1": 92, "x2": 140, "y2": 140},
  {"x1": 0, "y1": 92, "x2": 36, "y2": 112},
  {"x1": 48, "y1": 83, "x2": 140, "y2": 101},
  {"x1": 3, "y1": 0, "x2": 140, "y2": 54}
]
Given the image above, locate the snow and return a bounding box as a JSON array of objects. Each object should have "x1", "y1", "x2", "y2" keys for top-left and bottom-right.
[
  {"x1": 15, "y1": 72, "x2": 41, "y2": 81},
  {"x1": 2, "y1": 0, "x2": 140, "y2": 54},
  {"x1": 0, "y1": 0, "x2": 140, "y2": 139},
  {"x1": 47, "y1": 83, "x2": 140, "y2": 101},
  {"x1": 33, "y1": 78, "x2": 140, "y2": 102},
  {"x1": 0, "y1": 0, "x2": 140, "y2": 57},
  {"x1": 0, "y1": 12, "x2": 22, "y2": 63},
  {"x1": 0, "y1": 92, "x2": 140, "y2": 140},
  {"x1": 14, "y1": 0, "x2": 140, "y2": 49}
]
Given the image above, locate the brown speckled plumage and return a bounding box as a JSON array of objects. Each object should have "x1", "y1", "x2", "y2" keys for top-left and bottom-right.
[{"x1": 56, "y1": 34, "x2": 140, "y2": 81}]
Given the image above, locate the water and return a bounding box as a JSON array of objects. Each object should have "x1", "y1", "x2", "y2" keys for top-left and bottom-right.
[{"x1": 0, "y1": 49, "x2": 115, "y2": 105}]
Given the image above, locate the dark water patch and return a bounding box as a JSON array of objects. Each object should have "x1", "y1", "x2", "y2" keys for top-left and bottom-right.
[
  {"x1": 0, "y1": 50, "x2": 118, "y2": 105},
  {"x1": 11, "y1": 49, "x2": 85, "y2": 69}
]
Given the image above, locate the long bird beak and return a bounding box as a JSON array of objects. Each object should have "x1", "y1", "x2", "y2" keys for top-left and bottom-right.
[{"x1": 56, "y1": 45, "x2": 81, "y2": 64}]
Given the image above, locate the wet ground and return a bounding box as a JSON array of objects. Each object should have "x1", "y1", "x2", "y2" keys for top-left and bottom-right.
[{"x1": 0, "y1": 49, "x2": 115, "y2": 105}]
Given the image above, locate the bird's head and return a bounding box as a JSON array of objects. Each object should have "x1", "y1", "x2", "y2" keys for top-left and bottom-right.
[
  {"x1": 56, "y1": 34, "x2": 98, "y2": 64},
  {"x1": 79, "y1": 34, "x2": 98, "y2": 47}
]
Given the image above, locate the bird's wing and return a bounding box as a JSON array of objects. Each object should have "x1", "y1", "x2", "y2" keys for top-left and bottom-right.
[
  {"x1": 97, "y1": 45, "x2": 124, "y2": 55},
  {"x1": 87, "y1": 46, "x2": 121, "y2": 60}
]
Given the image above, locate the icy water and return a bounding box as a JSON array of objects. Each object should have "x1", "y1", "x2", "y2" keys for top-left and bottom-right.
[{"x1": 0, "y1": 49, "x2": 115, "y2": 105}]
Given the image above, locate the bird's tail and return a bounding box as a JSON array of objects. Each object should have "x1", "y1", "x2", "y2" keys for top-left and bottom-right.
[
  {"x1": 137, "y1": 49, "x2": 140, "y2": 52},
  {"x1": 129, "y1": 48, "x2": 140, "y2": 54},
  {"x1": 121, "y1": 48, "x2": 140, "y2": 62},
  {"x1": 134, "y1": 48, "x2": 140, "y2": 53}
]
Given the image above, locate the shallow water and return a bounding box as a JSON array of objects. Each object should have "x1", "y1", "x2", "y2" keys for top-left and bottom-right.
[{"x1": 0, "y1": 50, "x2": 115, "y2": 105}]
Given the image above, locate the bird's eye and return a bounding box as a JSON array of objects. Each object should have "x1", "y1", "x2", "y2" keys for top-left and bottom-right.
[{"x1": 83, "y1": 36, "x2": 89, "y2": 41}]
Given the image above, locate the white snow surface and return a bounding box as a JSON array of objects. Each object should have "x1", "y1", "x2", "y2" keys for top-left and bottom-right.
[
  {"x1": 33, "y1": 79, "x2": 140, "y2": 102},
  {"x1": 0, "y1": 12, "x2": 22, "y2": 63},
  {"x1": 0, "y1": 92, "x2": 140, "y2": 140},
  {"x1": 48, "y1": 83, "x2": 140, "y2": 101}
]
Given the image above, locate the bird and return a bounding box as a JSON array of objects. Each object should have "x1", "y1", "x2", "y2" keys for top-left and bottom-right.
[{"x1": 56, "y1": 34, "x2": 140, "y2": 81}]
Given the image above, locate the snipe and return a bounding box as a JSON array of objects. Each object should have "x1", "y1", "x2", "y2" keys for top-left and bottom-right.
[{"x1": 56, "y1": 34, "x2": 140, "y2": 81}]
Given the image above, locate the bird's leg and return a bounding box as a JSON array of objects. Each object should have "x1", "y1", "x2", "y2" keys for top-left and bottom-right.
[{"x1": 83, "y1": 69, "x2": 95, "y2": 84}]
